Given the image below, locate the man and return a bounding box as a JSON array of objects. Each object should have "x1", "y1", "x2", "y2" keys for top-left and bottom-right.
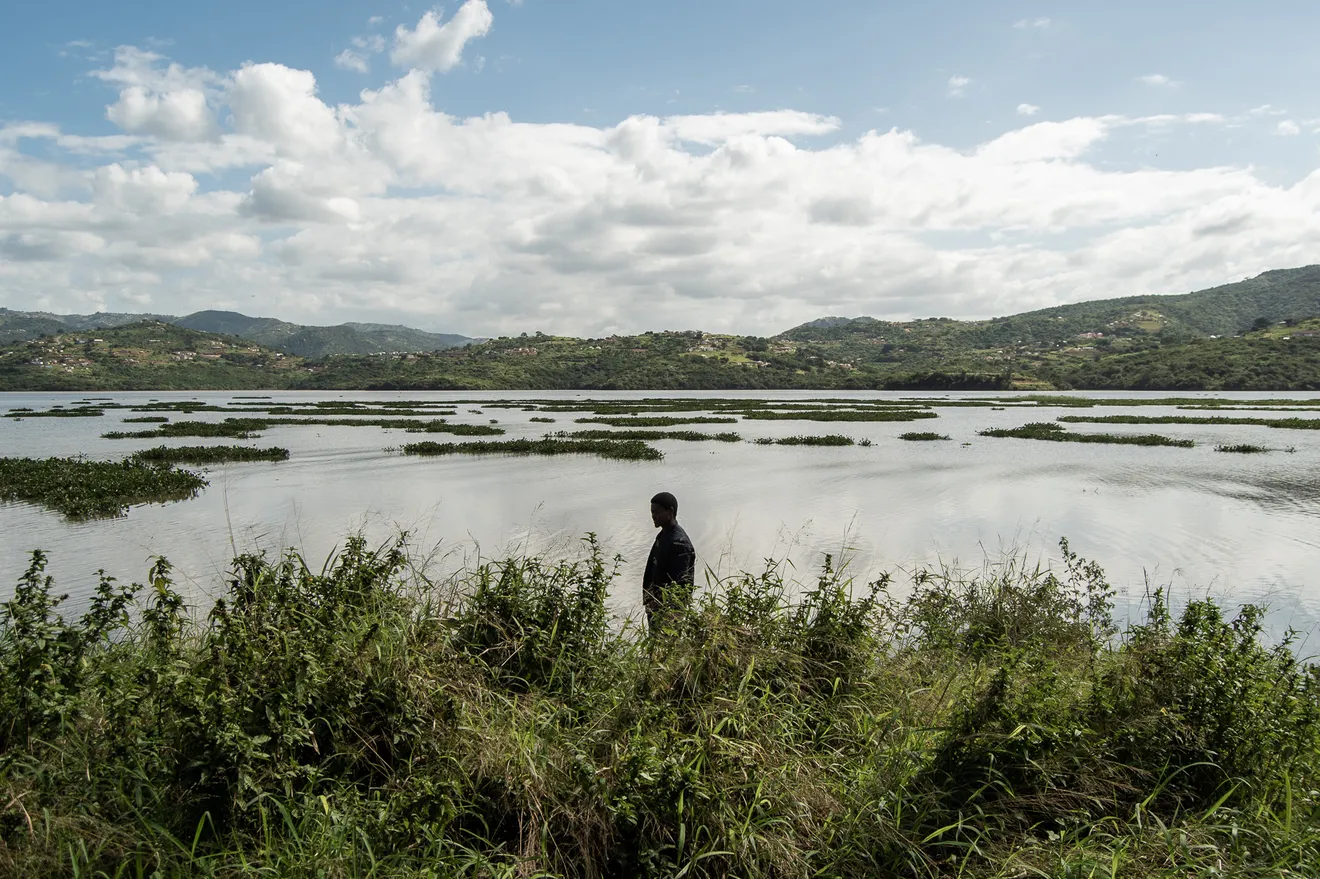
[{"x1": 642, "y1": 491, "x2": 696, "y2": 629}]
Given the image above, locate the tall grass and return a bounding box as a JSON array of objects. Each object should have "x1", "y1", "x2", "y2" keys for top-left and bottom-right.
[{"x1": 0, "y1": 536, "x2": 1315, "y2": 877}]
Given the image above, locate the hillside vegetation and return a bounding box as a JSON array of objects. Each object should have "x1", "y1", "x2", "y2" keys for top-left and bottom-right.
[
  {"x1": 4, "y1": 265, "x2": 1320, "y2": 391},
  {"x1": 0, "y1": 308, "x2": 470, "y2": 357}
]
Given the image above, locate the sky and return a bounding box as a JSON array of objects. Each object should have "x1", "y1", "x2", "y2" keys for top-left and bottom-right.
[{"x1": 2, "y1": 0, "x2": 1319, "y2": 337}]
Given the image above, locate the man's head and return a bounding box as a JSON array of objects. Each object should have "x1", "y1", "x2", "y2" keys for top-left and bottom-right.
[{"x1": 650, "y1": 491, "x2": 678, "y2": 528}]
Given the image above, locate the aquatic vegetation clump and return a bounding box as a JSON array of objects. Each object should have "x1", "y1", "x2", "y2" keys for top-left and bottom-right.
[
  {"x1": 980, "y1": 422, "x2": 1195, "y2": 447},
  {"x1": 900, "y1": 431, "x2": 952, "y2": 441},
  {"x1": 1059, "y1": 414, "x2": 1320, "y2": 430},
  {"x1": 103, "y1": 419, "x2": 268, "y2": 440},
  {"x1": 120, "y1": 416, "x2": 169, "y2": 423},
  {"x1": 1214, "y1": 443, "x2": 1270, "y2": 453},
  {"x1": 741, "y1": 409, "x2": 939, "y2": 422},
  {"x1": 5, "y1": 408, "x2": 104, "y2": 417},
  {"x1": 402, "y1": 437, "x2": 663, "y2": 461},
  {"x1": 131, "y1": 445, "x2": 290, "y2": 465},
  {"x1": 753, "y1": 434, "x2": 855, "y2": 446},
  {"x1": 558, "y1": 429, "x2": 742, "y2": 442},
  {"x1": 575, "y1": 415, "x2": 740, "y2": 427},
  {"x1": 0, "y1": 455, "x2": 206, "y2": 518}
]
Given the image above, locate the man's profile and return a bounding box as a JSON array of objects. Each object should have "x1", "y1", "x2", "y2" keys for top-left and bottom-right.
[{"x1": 642, "y1": 491, "x2": 696, "y2": 629}]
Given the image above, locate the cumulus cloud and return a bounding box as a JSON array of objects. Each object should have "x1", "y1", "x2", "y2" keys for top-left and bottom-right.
[
  {"x1": 1276, "y1": 120, "x2": 1301, "y2": 136},
  {"x1": 3, "y1": 44, "x2": 1320, "y2": 334},
  {"x1": 94, "y1": 47, "x2": 221, "y2": 141},
  {"x1": 391, "y1": 1, "x2": 493, "y2": 72},
  {"x1": 1017, "y1": 103, "x2": 1040, "y2": 116},
  {"x1": 1014, "y1": 17, "x2": 1051, "y2": 29},
  {"x1": 947, "y1": 75, "x2": 971, "y2": 98}
]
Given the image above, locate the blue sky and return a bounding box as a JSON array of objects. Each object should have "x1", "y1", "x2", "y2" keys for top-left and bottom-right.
[{"x1": 2, "y1": 0, "x2": 1319, "y2": 334}]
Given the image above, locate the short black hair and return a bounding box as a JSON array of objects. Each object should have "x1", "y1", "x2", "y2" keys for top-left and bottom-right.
[{"x1": 650, "y1": 491, "x2": 678, "y2": 515}]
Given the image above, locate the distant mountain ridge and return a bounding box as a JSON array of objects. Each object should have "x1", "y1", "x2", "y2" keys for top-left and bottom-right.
[
  {"x1": 0, "y1": 308, "x2": 472, "y2": 357},
  {"x1": 782, "y1": 265, "x2": 1320, "y2": 346}
]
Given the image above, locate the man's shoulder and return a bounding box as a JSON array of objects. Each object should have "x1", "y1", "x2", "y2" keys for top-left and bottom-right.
[{"x1": 670, "y1": 523, "x2": 694, "y2": 549}]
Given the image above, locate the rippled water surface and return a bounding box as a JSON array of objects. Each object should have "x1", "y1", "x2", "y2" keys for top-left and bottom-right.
[{"x1": 4, "y1": 390, "x2": 1320, "y2": 641}]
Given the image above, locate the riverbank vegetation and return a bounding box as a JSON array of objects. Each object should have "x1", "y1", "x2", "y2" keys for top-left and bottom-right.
[
  {"x1": 980, "y1": 422, "x2": 1196, "y2": 447},
  {"x1": 0, "y1": 456, "x2": 206, "y2": 518},
  {"x1": 0, "y1": 536, "x2": 1315, "y2": 877}
]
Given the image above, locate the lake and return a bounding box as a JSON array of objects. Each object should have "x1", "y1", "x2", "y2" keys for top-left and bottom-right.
[{"x1": 3, "y1": 390, "x2": 1320, "y2": 644}]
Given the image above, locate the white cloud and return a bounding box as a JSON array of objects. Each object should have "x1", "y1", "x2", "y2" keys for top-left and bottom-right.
[
  {"x1": 335, "y1": 50, "x2": 370, "y2": 73},
  {"x1": 1017, "y1": 103, "x2": 1040, "y2": 116},
  {"x1": 391, "y1": 1, "x2": 494, "y2": 72},
  {"x1": 335, "y1": 33, "x2": 387, "y2": 73},
  {"x1": 4, "y1": 45, "x2": 1320, "y2": 334},
  {"x1": 1276, "y1": 120, "x2": 1301, "y2": 136},
  {"x1": 947, "y1": 75, "x2": 971, "y2": 98},
  {"x1": 1013, "y1": 17, "x2": 1051, "y2": 29},
  {"x1": 94, "y1": 47, "x2": 221, "y2": 141},
  {"x1": 1138, "y1": 74, "x2": 1180, "y2": 88},
  {"x1": 228, "y1": 63, "x2": 343, "y2": 156}
]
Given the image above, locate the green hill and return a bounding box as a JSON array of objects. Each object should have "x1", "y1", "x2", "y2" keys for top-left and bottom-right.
[
  {"x1": 173, "y1": 311, "x2": 471, "y2": 357},
  {"x1": 783, "y1": 264, "x2": 1320, "y2": 350},
  {"x1": 0, "y1": 321, "x2": 300, "y2": 391},
  {"x1": 5, "y1": 266, "x2": 1320, "y2": 391},
  {"x1": 0, "y1": 308, "x2": 472, "y2": 357}
]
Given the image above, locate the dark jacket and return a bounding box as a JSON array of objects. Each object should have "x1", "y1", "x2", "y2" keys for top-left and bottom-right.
[{"x1": 642, "y1": 523, "x2": 696, "y2": 615}]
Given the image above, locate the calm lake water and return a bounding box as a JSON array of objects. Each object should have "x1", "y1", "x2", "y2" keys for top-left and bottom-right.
[{"x1": 4, "y1": 390, "x2": 1320, "y2": 644}]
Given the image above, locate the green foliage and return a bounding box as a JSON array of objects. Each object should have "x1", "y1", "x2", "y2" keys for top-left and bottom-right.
[
  {"x1": 450, "y1": 534, "x2": 615, "y2": 694},
  {"x1": 0, "y1": 455, "x2": 207, "y2": 518},
  {"x1": 752, "y1": 434, "x2": 855, "y2": 446},
  {"x1": 557, "y1": 429, "x2": 742, "y2": 442},
  {"x1": 131, "y1": 445, "x2": 290, "y2": 465},
  {"x1": 402, "y1": 437, "x2": 664, "y2": 461},
  {"x1": 900, "y1": 431, "x2": 952, "y2": 441},
  {"x1": 3, "y1": 408, "x2": 103, "y2": 417},
  {"x1": 574, "y1": 415, "x2": 739, "y2": 426},
  {"x1": 1215, "y1": 443, "x2": 1270, "y2": 453},
  {"x1": 0, "y1": 537, "x2": 1317, "y2": 877},
  {"x1": 742, "y1": 408, "x2": 939, "y2": 422},
  {"x1": 980, "y1": 422, "x2": 1195, "y2": 447},
  {"x1": 1059, "y1": 413, "x2": 1320, "y2": 430}
]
